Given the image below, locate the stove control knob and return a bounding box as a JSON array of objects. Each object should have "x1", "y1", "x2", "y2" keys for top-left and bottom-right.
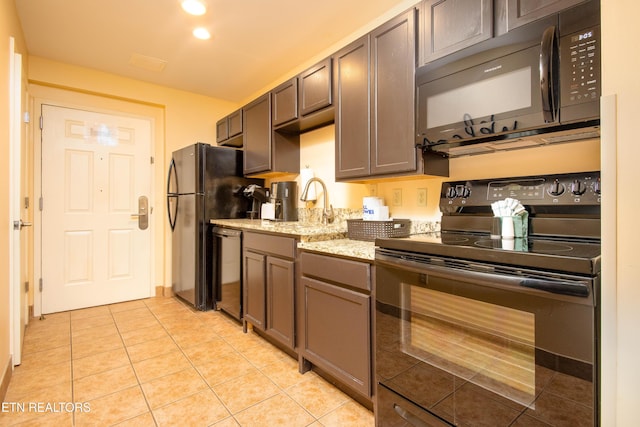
[
  {"x1": 446, "y1": 186, "x2": 457, "y2": 199},
  {"x1": 593, "y1": 179, "x2": 601, "y2": 194},
  {"x1": 547, "y1": 179, "x2": 565, "y2": 196},
  {"x1": 456, "y1": 185, "x2": 471, "y2": 198},
  {"x1": 571, "y1": 180, "x2": 587, "y2": 195}
]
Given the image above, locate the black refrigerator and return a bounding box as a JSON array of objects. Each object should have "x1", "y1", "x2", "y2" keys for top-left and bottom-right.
[{"x1": 167, "y1": 143, "x2": 262, "y2": 310}]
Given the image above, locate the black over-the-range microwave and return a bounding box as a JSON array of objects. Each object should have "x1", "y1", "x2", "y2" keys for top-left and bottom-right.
[{"x1": 416, "y1": 0, "x2": 600, "y2": 157}]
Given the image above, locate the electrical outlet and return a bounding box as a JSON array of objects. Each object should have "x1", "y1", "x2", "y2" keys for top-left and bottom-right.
[
  {"x1": 367, "y1": 184, "x2": 378, "y2": 197},
  {"x1": 417, "y1": 188, "x2": 427, "y2": 207},
  {"x1": 392, "y1": 188, "x2": 402, "y2": 206}
]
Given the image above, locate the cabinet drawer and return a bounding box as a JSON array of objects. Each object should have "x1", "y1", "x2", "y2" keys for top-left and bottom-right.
[
  {"x1": 244, "y1": 232, "x2": 296, "y2": 259},
  {"x1": 300, "y1": 252, "x2": 370, "y2": 291}
]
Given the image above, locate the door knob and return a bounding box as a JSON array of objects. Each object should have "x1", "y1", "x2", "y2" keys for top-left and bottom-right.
[
  {"x1": 133, "y1": 196, "x2": 149, "y2": 230},
  {"x1": 13, "y1": 219, "x2": 32, "y2": 230}
]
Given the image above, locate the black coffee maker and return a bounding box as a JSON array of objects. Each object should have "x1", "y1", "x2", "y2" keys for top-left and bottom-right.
[
  {"x1": 270, "y1": 181, "x2": 298, "y2": 221},
  {"x1": 242, "y1": 184, "x2": 269, "y2": 219}
]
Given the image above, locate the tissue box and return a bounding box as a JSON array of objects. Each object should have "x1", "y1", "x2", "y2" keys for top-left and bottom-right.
[{"x1": 512, "y1": 212, "x2": 529, "y2": 238}]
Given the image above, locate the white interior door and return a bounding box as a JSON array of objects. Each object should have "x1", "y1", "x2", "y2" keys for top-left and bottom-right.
[{"x1": 41, "y1": 104, "x2": 153, "y2": 313}]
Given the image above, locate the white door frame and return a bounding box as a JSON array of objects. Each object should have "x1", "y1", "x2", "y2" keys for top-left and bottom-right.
[
  {"x1": 9, "y1": 37, "x2": 27, "y2": 365},
  {"x1": 32, "y1": 95, "x2": 158, "y2": 316}
]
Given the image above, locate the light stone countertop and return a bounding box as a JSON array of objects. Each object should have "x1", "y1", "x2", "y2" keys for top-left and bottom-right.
[
  {"x1": 210, "y1": 218, "x2": 440, "y2": 262},
  {"x1": 297, "y1": 238, "x2": 376, "y2": 261},
  {"x1": 210, "y1": 218, "x2": 348, "y2": 242}
]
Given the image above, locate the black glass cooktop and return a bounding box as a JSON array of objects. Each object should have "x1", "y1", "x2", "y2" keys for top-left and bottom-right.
[{"x1": 375, "y1": 232, "x2": 601, "y2": 276}]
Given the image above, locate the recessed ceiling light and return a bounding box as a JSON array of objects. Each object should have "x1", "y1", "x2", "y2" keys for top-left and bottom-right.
[
  {"x1": 181, "y1": 0, "x2": 206, "y2": 16},
  {"x1": 193, "y1": 27, "x2": 211, "y2": 40}
]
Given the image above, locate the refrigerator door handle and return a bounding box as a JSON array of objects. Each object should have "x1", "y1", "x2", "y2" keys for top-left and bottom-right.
[
  {"x1": 167, "y1": 195, "x2": 178, "y2": 231},
  {"x1": 167, "y1": 158, "x2": 178, "y2": 195},
  {"x1": 167, "y1": 158, "x2": 178, "y2": 231}
]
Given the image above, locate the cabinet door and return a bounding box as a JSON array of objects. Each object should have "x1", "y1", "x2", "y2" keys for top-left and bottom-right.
[
  {"x1": 502, "y1": 0, "x2": 586, "y2": 33},
  {"x1": 265, "y1": 256, "x2": 295, "y2": 349},
  {"x1": 243, "y1": 250, "x2": 266, "y2": 329},
  {"x1": 216, "y1": 117, "x2": 229, "y2": 144},
  {"x1": 370, "y1": 9, "x2": 417, "y2": 176},
  {"x1": 243, "y1": 93, "x2": 272, "y2": 174},
  {"x1": 302, "y1": 277, "x2": 371, "y2": 397},
  {"x1": 272, "y1": 78, "x2": 299, "y2": 127},
  {"x1": 334, "y1": 35, "x2": 371, "y2": 180},
  {"x1": 419, "y1": 0, "x2": 493, "y2": 65},
  {"x1": 228, "y1": 109, "x2": 243, "y2": 138},
  {"x1": 299, "y1": 58, "x2": 333, "y2": 116}
]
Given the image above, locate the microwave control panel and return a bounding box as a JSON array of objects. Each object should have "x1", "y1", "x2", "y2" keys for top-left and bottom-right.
[{"x1": 561, "y1": 25, "x2": 601, "y2": 107}]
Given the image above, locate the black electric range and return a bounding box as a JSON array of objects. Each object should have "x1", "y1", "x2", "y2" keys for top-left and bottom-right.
[
  {"x1": 374, "y1": 171, "x2": 601, "y2": 426},
  {"x1": 377, "y1": 171, "x2": 601, "y2": 277}
]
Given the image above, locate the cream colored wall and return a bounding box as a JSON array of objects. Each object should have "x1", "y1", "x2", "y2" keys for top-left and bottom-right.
[
  {"x1": 1, "y1": 0, "x2": 29, "y2": 393},
  {"x1": 26, "y1": 57, "x2": 240, "y2": 296},
  {"x1": 601, "y1": 1, "x2": 640, "y2": 425}
]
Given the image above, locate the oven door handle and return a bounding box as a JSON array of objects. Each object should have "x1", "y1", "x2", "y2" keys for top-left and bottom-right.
[
  {"x1": 393, "y1": 404, "x2": 450, "y2": 427},
  {"x1": 376, "y1": 255, "x2": 592, "y2": 302}
]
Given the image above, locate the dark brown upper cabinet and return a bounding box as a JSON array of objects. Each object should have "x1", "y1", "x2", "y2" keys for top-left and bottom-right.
[
  {"x1": 299, "y1": 58, "x2": 333, "y2": 117},
  {"x1": 216, "y1": 108, "x2": 243, "y2": 147},
  {"x1": 243, "y1": 93, "x2": 300, "y2": 176},
  {"x1": 335, "y1": 9, "x2": 421, "y2": 180},
  {"x1": 334, "y1": 35, "x2": 370, "y2": 179},
  {"x1": 418, "y1": 0, "x2": 493, "y2": 66},
  {"x1": 274, "y1": 58, "x2": 335, "y2": 134},
  {"x1": 272, "y1": 78, "x2": 298, "y2": 127},
  {"x1": 496, "y1": 0, "x2": 587, "y2": 34}
]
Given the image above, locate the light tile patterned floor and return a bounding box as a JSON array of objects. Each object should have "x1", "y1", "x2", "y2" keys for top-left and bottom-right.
[{"x1": 0, "y1": 297, "x2": 374, "y2": 426}]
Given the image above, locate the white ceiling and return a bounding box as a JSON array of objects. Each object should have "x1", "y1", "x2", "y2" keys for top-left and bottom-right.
[{"x1": 15, "y1": 0, "x2": 409, "y2": 103}]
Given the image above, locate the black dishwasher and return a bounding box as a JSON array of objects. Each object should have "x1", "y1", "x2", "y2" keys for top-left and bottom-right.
[{"x1": 212, "y1": 227, "x2": 243, "y2": 321}]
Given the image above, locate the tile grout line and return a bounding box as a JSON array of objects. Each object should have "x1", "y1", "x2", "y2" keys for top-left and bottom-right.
[
  {"x1": 142, "y1": 299, "x2": 236, "y2": 425},
  {"x1": 111, "y1": 302, "x2": 160, "y2": 427}
]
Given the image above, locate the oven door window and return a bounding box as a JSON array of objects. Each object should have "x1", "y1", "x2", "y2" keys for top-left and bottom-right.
[
  {"x1": 403, "y1": 286, "x2": 536, "y2": 407},
  {"x1": 376, "y1": 263, "x2": 595, "y2": 426}
]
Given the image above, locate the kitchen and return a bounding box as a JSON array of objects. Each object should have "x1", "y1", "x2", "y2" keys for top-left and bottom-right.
[{"x1": 0, "y1": 0, "x2": 637, "y2": 425}]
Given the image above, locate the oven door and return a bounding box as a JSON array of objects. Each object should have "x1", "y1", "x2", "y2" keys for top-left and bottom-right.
[{"x1": 375, "y1": 250, "x2": 597, "y2": 426}]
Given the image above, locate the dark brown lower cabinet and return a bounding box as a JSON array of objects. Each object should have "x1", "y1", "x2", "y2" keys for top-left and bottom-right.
[
  {"x1": 242, "y1": 232, "x2": 296, "y2": 350},
  {"x1": 300, "y1": 252, "x2": 372, "y2": 399},
  {"x1": 266, "y1": 256, "x2": 295, "y2": 348}
]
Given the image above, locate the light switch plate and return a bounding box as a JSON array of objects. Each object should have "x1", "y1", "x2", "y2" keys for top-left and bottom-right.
[
  {"x1": 392, "y1": 188, "x2": 402, "y2": 206},
  {"x1": 417, "y1": 188, "x2": 427, "y2": 207}
]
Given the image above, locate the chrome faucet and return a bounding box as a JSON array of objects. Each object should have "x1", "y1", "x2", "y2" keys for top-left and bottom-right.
[{"x1": 300, "y1": 177, "x2": 334, "y2": 224}]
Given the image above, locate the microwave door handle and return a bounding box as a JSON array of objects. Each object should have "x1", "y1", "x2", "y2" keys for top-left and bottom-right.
[{"x1": 540, "y1": 26, "x2": 559, "y2": 123}]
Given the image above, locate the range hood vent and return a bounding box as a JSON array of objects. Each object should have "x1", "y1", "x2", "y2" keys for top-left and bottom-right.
[{"x1": 421, "y1": 121, "x2": 600, "y2": 158}]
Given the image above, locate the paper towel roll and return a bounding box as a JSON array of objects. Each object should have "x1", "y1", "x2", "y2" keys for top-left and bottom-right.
[
  {"x1": 300, "y1": 168, "x2": 316, "y2": 201},
  {"x1": 363, "y1": 197, "x2": 383, "y2": 220}
]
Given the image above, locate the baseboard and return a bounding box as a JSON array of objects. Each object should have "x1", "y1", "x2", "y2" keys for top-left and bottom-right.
[
  {"x1": 0, "y1": 356, "x2": 12, "y2": 402},
  {"x1": 155, "y1": 286, "x2": 174, "y2": 297}
]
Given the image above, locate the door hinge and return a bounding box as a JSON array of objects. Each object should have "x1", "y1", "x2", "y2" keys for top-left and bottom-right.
[
  {"x1": 25, "y1": 281, "x2": 29, "y2": 293},
  {"x1": 39, "y1": 115, "x2": 43, "y2": 130},
  {"x1": 39, "y1": 278, "x2": 43, "y2": 292},
  {"x1": 150, "y1": 156, "x2": 154, "y2": 164},
  {"x1": 39, "y1": 197, "x2": 43, "y2": 211}
]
